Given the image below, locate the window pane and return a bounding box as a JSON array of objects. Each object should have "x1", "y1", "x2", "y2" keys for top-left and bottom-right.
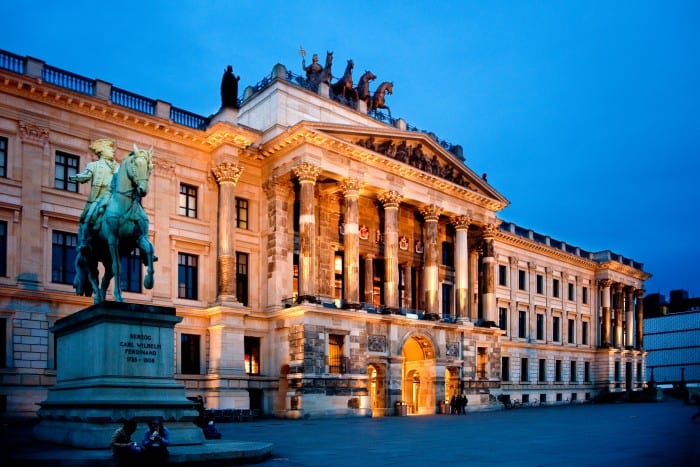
[{"x1": 181, "y1": 333, "x2": 200, "y2": 374}]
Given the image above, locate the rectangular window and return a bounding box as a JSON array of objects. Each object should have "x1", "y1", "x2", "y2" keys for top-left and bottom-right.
[
  {"x1": 552, "y1": 278, "x2": 560, "y2": 298},
  {"x1": 518, "y1": 270, "x2": 527, "y2": 291},
  {"x1": 328, "y1": 334, "x2": 345, "y2": 374},
  {"x1": 636, "y1": 362, "x2": 642, "y2": 382},
  {"x1": 568, "y1": 319, "x2": 575, "y2": 344},
  {"x1": 441, "y1": 283, "x2": 453, "y2": 319},
  {"x1": 553, "y1": 316, "x2": 561, "y2": 342},
  {"x1": 520, "y1": 358, "x2": 529, "y2": 382},
  {"x1": 244, "y1": 336, "x2": 261, "y2": 375},
  {"x1": 584, "y1": 361, "x2": 591, "y2": 382},
  {"x1": 477, "y1": 347, "x2": 488, "y2": 379},
  {"x1": 498, "y1": 307, "x2": 508, "y2": 331},
  {"x1": 0, "y1": 220, "x2": 6, "y2": 277},
  {"x1": 498, "y1": 264, "x2": 507, "y2": 286},
  {"x1": 536, "y1": 313, "x2": 544, "y2": 340},
  {"x1": 236, "y1": 197, "x2": 248, "y2": 229},
  {"x1": 54, "y1": 151, "x2": 79, "y2": 192},
  {"x1": 0, "y1": 136, "x2": 7, "y2": 177},
  {"x1": 236, "y1": 252, "x2": 249, "y2": 306},
  {"x1": 334, "y1": 252, "x2": 343, "y2": 307},
  {"x1": 582, "y1": 322, "x2": 589, "y2": 345},
  {"x1": 51, "y1": 230, "x2": 77, "y2": 284},
  {"x1": 501, "y1": 357, "x2": 510, "y2": 381},
  {"x1": 518, "y1": 311, "x2": 527, "y2": 339},
  {"x1": 119, "y1": 248, "x2": 142, "y2": 293},
  {"x1": 536, "y1": 274, "x2": 544, "y2": 294},
  {"x1": 179, "y1": 183, "x2": 198, "y2": 218},
  {"x1": 178, "y1": 253, "x2": 198, "y2": 299},
  {"x1": 180, "y1": 333, "x2": 200, "y2": 374},
  {"x1": 615, "y1": 361, "x2": 621, "y2": 382},
  {"x1": 582, "y1": 286, "x2": 588, "y2": 304},
  {"x1": 441, "y1": 241, "x2": 454, "y2": 267},
  {"x1": 555, "y1": 360, "x2": 562, "y2": 382},
  {"x1": 568, "y1": 283, "x2": 575, "y2": 301},
  {"x1": 538, "y1": 358, "x2": 546, "y2": 382},
  {"x1": 570, "y1": 360, "x2": 577, "y2": 382},
  {"x1": 0, "y1": 317, "x2": 6, "y2": 368}
]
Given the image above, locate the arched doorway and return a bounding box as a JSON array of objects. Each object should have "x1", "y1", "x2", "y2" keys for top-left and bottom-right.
[
  {"x1": 445, "y1": 367, "x2": 460, "y2": 412},
  {"x1": 402, "y1": 335, "x2": 436, "y2": 415},
  {"x1": 368, "y1": 363, "x2": 387, "y2": 416}
]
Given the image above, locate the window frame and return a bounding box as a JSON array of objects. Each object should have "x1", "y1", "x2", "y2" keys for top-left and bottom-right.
[
  {"x1": 0, "y1": 220, "x2": 6, "y2": 277},
  {"x1": 177, "y1": 252, "x2": 199, "y2": 300},
  {"x1": 0, "y1": 135, "x2": 7, "y2": 178},
  {"x1": 236, "y1": 251, "x2": 249, "y2": 306},
  {"x1": 498, "y1": 264, "x2": 507, "y2": 286},
  {"x1": 180, "y1": 333, "x2": 201, "y2": 375},
  {"x1": 244, "y1": 336, "x2": 261, "y2": 375},
  {"x1": 54, "y1": 151, "x2": 80, "y2": 192},
  {"x1": 235, "y1": 197, "x2": 249, "y2": 229},
  {"x1": 179, "y1": 183, "x2": 198, "y2": 218},
  {"x1": 51, "y1": 230, "x2": 78, "y2": 284}
]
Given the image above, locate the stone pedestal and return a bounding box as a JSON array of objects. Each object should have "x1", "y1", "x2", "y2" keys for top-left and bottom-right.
[{"x1": 33, "y1": 302, "x2": 204, "y2": 448}]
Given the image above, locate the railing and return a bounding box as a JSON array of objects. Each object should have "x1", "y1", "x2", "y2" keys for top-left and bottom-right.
[
  {"x1": 0, "y1": 49, "x2": 25, "y2": 74},
  {"x1": 171, "y1": 106, "x2": 209, "y2": 130},
  {"x1": 43, "y1": 65, "x2": 94, "y2": 95},
  {"x1": 327, "y1": 356, "x2": 349, "y2": 374},
  {"x1": 111, "y1": 87, "x2": 155, "y2": 115}
]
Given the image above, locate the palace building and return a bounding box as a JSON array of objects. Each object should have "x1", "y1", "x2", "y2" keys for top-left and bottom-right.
[{"x1": 0, "y1": 49, "x2": 650, "y2": 418}]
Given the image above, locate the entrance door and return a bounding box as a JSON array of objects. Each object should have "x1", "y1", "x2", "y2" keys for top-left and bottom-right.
[{"x1": 402, "y1": 335, "x2": 436, "y2": 415}]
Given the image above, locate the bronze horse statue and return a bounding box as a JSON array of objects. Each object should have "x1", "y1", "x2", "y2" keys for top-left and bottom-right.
[
  {"x1": 355, "y1": 70, "x2": 376, "y2": 104},
  {"x1": 331, "y1": 59, "x2": 357, "y2": 101},
  {"x1": 319, "y1": 50, "x2": 333, "y2": 86},
  {"x1": 73, "y1": 145, "x2": 156, "y2": 303},
  {"x1": 369, "y1": 81, "x2": 394, "y2": 115}
]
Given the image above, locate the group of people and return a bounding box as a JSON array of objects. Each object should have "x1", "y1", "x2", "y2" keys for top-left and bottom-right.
[
  {"x1": 450, "y1": 393, "x2": 469, "y2": 415},
  {"x1": 110, "y1": 418, "x2": 171, "y2": 463}
]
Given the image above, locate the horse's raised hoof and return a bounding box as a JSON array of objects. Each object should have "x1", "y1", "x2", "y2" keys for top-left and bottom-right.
[{"x1": 144, "y1": 275, "x2": 154, "y2": 289}]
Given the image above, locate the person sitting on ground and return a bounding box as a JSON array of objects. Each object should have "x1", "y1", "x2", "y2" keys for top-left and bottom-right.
[
  {"x1": 203, "y1": 418, "x2": 222, "y2": 439},
  {"x1": 142, "y1": 417, "x2": 170, "y2": 461},
  {"x1": 111, "y1": 419, "x2": 142, "y2": 461}
]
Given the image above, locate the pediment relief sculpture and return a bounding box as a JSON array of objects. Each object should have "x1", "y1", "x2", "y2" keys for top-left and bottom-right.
[{"x1": 355, "y1": 136, "x2": 472, "y2": 190}]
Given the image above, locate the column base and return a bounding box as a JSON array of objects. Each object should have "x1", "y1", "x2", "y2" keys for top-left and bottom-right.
[
  {"x1": 296, "y1": 295, "x2": 318, "y2": 304},
  {"x1": 343, "y1": 302, "x2": 362, "y2": 310}
]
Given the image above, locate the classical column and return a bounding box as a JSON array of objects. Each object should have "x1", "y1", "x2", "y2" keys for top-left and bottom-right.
[
  {"x1": 293, "y1": 162, "x2": 321, "y2": 303},
  {"x1": 364, "y1": 254, "x2": 375, "y2": 307},
  {"x1": 599, "y1": 280, "x2": 613, "y2": 347},
  {"x1": 481, "y1": 224, "x2": 498, "y2": 326},
  {"x1": 379, "y1": 191, "x2": 403, "y2": 313},
  {"x1": 211, "y1": 161, "x2": 243, "y2": 302},
  {"x1": 451, "y1": 215, "x2": 471, "y2": 322},
  {"x1": 625, "y1": 287, "x2": 635, "y2": 349},
  {"x1": 403, "y1": 263, "x2": 413, "y2": 311},
  {"x1": 420, "y1": 205, "x2": 442, "y2": 318},
  {"x1": 339, "y1": 178, "x2": 364, "y2": 309},
  {"x1": 469, "y1": 249, "x2": 479, "y2": 321},
  {"x1": 263, "y1": 176, "x2": 293, "y2": 308},
  {"x1": 635, "y1": 289, "x2": 645, "y2": 350},
  {"x1": 614, "y1": 283, "x2": 624, "y2": 349}
]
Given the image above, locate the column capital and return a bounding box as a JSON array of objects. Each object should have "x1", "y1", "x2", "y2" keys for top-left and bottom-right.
[
  {"x1": 420, "y1": 204, "x2": 442, "y2": 221},
  {"x1": 339, "y1": 177, "x2": 364, "y2": 196},
  {"x1": 18, "y1": 120, "x2": 50, "y2": 146},
  {"x1": 599, "y1": 279, "x2": 614, "y2": 288},
  {"x1": 211, "y1": 161, "x2": 243, "y2": 185},
  {"x1": 482, "y1": 223, "x2": 498, "y2": 238},
  {"x1": 293, "y1": 161, "x2": 321, "y2": 183},
  {"x1": 378, "y1": 190, "x2": 403, "y2": 208},
  {"x1": 635, "y1": 289, "x2": 646, "y2": 299},
  {"x1": 613, "y1": 283, "x2": 625, "y2": 292},
  {"x1": 450, "y1": 215, "x2": 471, "y2": 230}
]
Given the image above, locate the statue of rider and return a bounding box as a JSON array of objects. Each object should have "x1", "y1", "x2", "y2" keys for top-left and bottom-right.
[
  {"x1": 70, "y1": 138, "x2": 120, "y2": 252},
  {"x1": 302, "y1": 52, "x2": 324, "y2": 89}
]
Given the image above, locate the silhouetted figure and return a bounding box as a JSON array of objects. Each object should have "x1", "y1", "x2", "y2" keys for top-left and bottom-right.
[
  {"x1": 221, "y1": 65, "x2": 240, "y2": 109},
  {"x1": 142, "y1": 418, "x2": 170, "y2": 463}
]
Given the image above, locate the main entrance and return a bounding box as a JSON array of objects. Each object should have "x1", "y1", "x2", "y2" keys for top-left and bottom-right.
[{"x1": 402, "y1": 334, "x2": 436, "y2": 415}]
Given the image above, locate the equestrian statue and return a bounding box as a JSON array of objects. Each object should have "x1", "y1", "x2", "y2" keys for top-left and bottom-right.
[
  {"x1": 331, "y1": 59, "x2": 358, "y2": 102},
  {"x1": 369, "y1": 81, "x2": 394, "y2": 116},
  {"x1": 71, "y1": 140, "x2": 157, "y2": 303}
]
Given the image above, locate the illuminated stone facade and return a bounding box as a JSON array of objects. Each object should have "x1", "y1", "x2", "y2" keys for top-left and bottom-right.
[{"x1": 0, "y1": 50, "x2": 649, "y2": 418}]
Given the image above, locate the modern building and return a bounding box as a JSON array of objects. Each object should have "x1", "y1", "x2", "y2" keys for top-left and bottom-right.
[
  {"x1": 644, "y1": 290, "x2": 700, "y2": 385},
  {"x1": 0, "y1": 49, "x2": 650, "y2": 419}
]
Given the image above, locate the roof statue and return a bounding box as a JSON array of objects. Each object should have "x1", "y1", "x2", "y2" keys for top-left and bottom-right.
[
  {"x1": 72, "y1": 141, "x2": 157, "y2": 303},
  {"x1": 220, "y1": 65, "x2": 240, "y2": 109},
  {"x1": 299, "y1": 47, "x2": 333, "y2": 92}
]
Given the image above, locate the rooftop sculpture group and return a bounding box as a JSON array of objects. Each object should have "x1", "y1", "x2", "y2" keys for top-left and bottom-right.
[
  {"x1": 71, "y1": 139, "x2": 156, "y2": 303},
  {"x1": 298, "y1": 47, "x2": 393, "y2": 116}
]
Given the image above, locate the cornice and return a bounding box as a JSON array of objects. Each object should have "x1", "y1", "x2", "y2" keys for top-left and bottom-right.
[{"x1": 497, "y1": 230, "x2": 598, "y2": 270}]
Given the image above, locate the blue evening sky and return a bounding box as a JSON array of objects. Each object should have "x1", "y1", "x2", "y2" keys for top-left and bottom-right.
[{"x1": 4, "y1": 1, "x2": 699, "y2": 298}]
